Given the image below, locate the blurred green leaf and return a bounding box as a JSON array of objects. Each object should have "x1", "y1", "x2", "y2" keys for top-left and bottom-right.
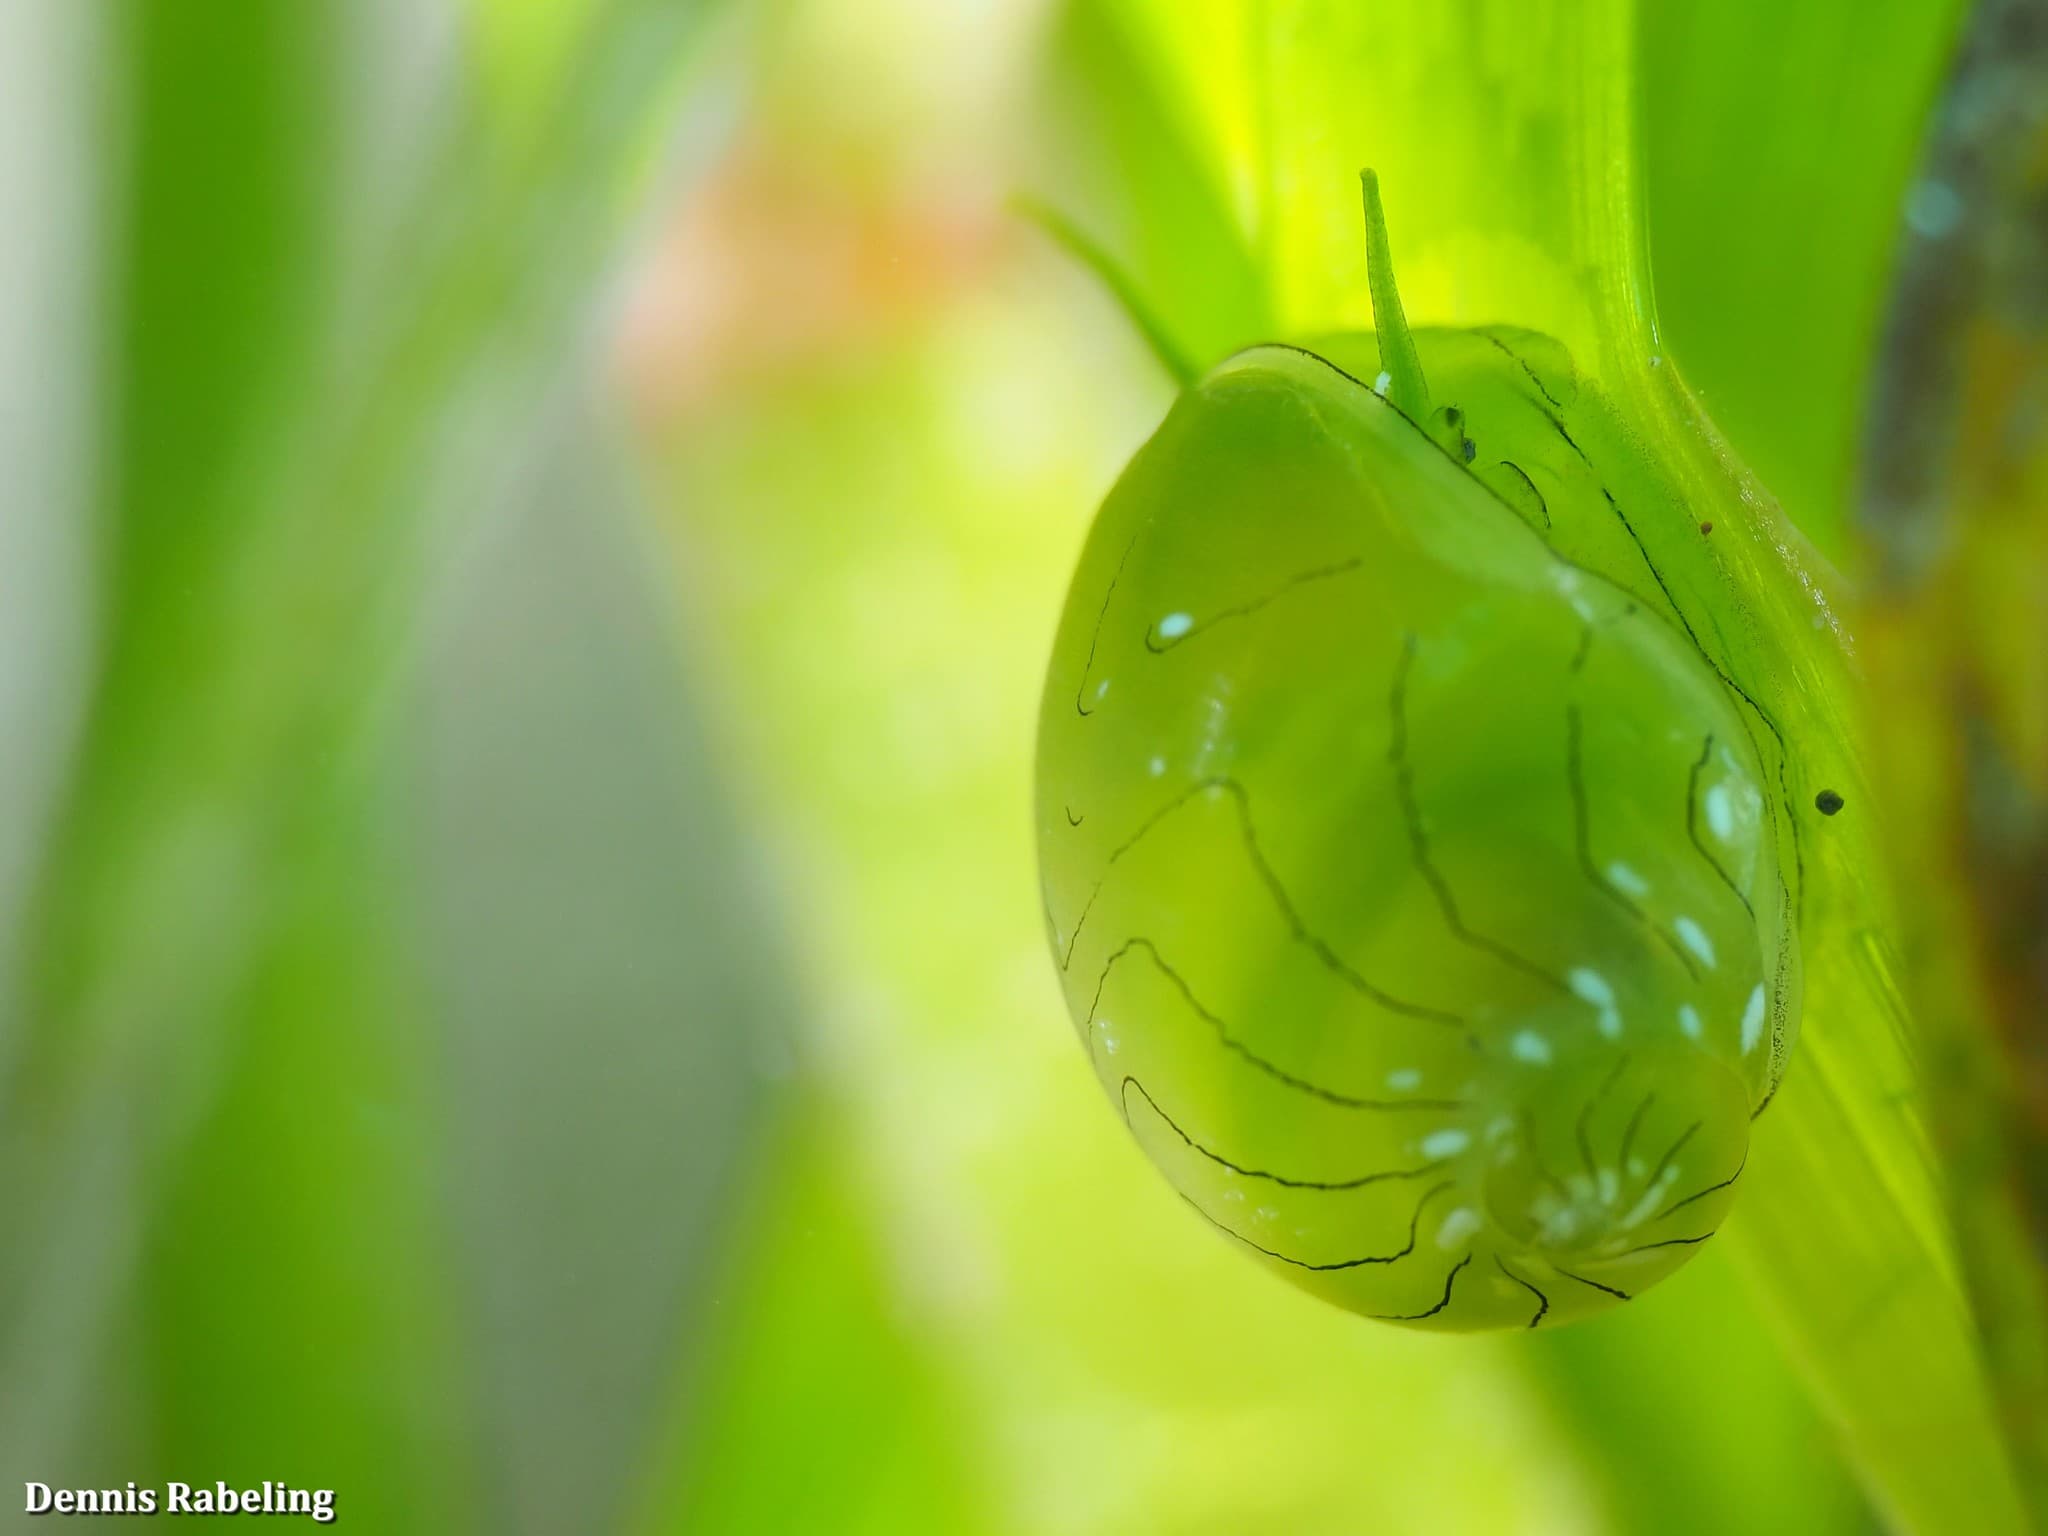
[
  {"x1": 1643, "y1": 0, "x2": 1967, "y2": 562},
  {"x1": 644, "y1": 1107, "x2": 992, "y2": 1536},
  {"x1": 412, "y1": 395, "x2": 783, "y2": 1534},
  {"x1": 1028, "y1": 0, "x2": 1270, "y2": 380},
  {"x1": 0, "y1": 2, "x2": 761, "y2": 1530},
  {"x1": 1526, "y1": 1247, "x2": 1867, "y2": 1536}
]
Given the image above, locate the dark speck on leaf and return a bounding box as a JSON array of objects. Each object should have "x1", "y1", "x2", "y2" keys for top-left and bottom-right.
[
  {"x1": 1462, "y1": 438, "x2": 1476, "y2": 463},
  {"x1": 1699, "y1": 521, "x2": 1713, "y2": 535},
  {"x1": 1815, "y1": 789, "x2": 1844, "y2": 816}
]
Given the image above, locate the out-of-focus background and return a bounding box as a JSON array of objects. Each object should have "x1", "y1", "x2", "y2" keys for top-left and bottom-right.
[{"x1": 2, "y1": 1, "x2": 2039, "y2": 1532}]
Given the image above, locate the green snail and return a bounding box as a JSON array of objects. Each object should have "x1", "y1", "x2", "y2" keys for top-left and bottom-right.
[{"x1": 1036, "y1": 174, "x2": 1803, "y2": 1331}]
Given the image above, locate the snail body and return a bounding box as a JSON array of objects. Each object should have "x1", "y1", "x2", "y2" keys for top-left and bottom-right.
[{"x1": 1036, "y1": 181, "x2": 1799, "y2": 1330}]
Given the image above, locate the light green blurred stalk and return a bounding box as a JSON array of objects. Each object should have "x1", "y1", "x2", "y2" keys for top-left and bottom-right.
[{"x1": 0, "y1": 1, "x2": 775, "y2": 1530}]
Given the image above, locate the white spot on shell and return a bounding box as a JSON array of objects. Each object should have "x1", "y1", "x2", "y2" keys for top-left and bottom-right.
[
  {"x1": 1678, "y1": 1003, "x2": 1703, "y2": 1040},
  {"x1": 1569, "y1": 967, "x2": 1624, "y2": 1038},
  {"x1": 1620, "y1": 1167, "x2": 1680, "y2": 1228},
  {"x1": 1673, "y1": 916, "x2": 1716, "y2": 968},
  {"x1": 1435, "y1": 1207, "x2": 1482, "y2": 1250},
  {"x1": 1568, "y1": 968, "x2": 1614, "y2": 1006},
  {"x1": 1510, "y1": 1030, "x2": 1552, "y2": 1065},
  {"x1": 1157, "y1": 612, "x2": 1193, "y2": 640},
  {"x1": 1705, "y1": 784, "x2": 1736, "y2": 841},
  {"x1": 1607, "y1": 862, "x2": 1650, "y2": 897},
  {"x1": 1422, "y1": 1129, "x2": 1471, "y2": 1159},
  {"x1": 1385, "y1": 1068, "x2": 1422, "y2": 1091},
  {"x1": 1740, "y1": 984, "x2": 1768, "y2": 1055}
]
